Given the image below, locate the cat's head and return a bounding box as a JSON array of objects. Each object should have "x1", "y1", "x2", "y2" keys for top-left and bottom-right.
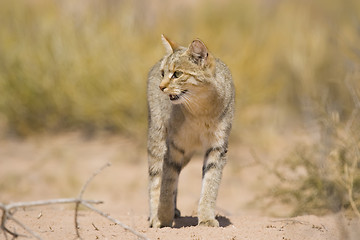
[{"x1": 159, "y1": 35, "x2": 216, "y2": 105}]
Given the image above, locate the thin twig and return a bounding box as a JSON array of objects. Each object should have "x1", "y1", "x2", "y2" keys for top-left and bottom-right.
[
  {"x1": 6, "y1": 213, "x2": 42, "y2": 240},
  {"x1": 271, "y1": 219, "x2": 308, "y2": 225},
  {"x1": 0, "y1": 162, "x2": 150, "y2": 240},
  {"x1": 0, "y1": 199, "x2": 102, "y2": 239},
  {"x1": 1, "y1": 199, "x2": 102, "y2": 211},
  {"x1": 91, "y1": 223, "x2": 99, "y2": 231},
  {"x1": 1, "y1": 209, "x2": 11, "y2": 240},
  {"x1": 344, "y1": 77, "x2": 360, "y2": 218},
  {"x1": 75, "y1": 162, "x2": 111, "y2": 238},
  {"x1": 79, "y1": 162, "x2": 112, "y2": 199},
  {"x1": 345, "y1": 162, "x2": 360, "y2": 218},
  {"x1": 81, "y1": 202, "x2": 150, "y2": 240},
  {"x1": 345, "y1": 76, "x2": 360, "y2": 134}
]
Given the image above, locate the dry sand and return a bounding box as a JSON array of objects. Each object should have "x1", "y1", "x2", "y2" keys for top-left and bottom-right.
[
  {"x1": 5, "y1": 208, "x2": 358, "y2": 240},
  {"x1": 0, "y1": 133, "x2": 359, "y2": 240}
]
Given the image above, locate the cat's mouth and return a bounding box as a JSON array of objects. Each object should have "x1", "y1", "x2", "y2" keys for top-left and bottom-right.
[{"x1": 169, "y1": 90, "x2": 188, "y2": 102}]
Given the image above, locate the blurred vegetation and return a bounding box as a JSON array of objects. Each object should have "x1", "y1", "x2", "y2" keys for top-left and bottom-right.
[
  {"x1": 0, "y1": 0, "x2": 359, "y2": 216},
  {"x1": 258, "y1": 97, "x2": 360, "y2": 216},
  {"x1": 0, "y1": 0, "x2": 359, "y2": 137}
]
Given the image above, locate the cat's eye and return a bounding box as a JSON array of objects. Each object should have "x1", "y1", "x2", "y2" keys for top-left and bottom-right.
[
  {"x1": 160, "y1": 70, "x2": 165, "y2": 77},
  {"x1": 172, "y1": 71, "x2": 183, "y2": 79}
]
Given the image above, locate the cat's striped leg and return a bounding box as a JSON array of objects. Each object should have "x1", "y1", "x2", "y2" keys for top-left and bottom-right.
[
  {"x1": 147, "y1": 123, "x2": 168, "y2": 228},
  {"x1": 148, "y1": 148, "x2": 163, "y2": 228},
  {"x1": 158, "y1": 140, "x2": 184, "y2": 227},
  {"x1": 198, "y1": 144, "x2": 228, "y2": 227}
]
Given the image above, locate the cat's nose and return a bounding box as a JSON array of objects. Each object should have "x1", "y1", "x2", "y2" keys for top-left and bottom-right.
[{"x1": 159, "y1": 85, "x2": 166, "y2": 91}]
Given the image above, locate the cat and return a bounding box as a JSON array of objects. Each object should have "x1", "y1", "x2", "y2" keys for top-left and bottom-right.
[{"x1": 147, "y1": 35, "x2": 235, "y2": 228}]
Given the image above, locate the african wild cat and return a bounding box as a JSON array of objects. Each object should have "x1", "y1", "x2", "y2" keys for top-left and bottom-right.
[{"x1": 147, "y1": 35, "x2": 235, "y2": 228}]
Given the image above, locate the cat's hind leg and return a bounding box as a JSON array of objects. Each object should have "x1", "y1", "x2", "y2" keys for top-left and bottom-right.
[{"x1": 198, "y1": 145, "x2": 227, "y2": 227}]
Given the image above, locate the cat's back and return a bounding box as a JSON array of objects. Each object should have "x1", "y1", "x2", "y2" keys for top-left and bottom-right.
[
  {"x1": 213, "y1": 58, "x2": 235, "y2": 117},
  {"x1": 214, "y1": 58, "x2": 234, "y2": 90},
  {"x1": 147, "y1": 59, "x2": 171, "y2": 123}
]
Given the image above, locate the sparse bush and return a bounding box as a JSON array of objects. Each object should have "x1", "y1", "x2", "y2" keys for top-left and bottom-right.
[
  {"x1": 255, "y1": 2, "x2": 360, "y2": 214},
  {"x1": 259, "y1": 76, "x2": 360, "y2": 216}
]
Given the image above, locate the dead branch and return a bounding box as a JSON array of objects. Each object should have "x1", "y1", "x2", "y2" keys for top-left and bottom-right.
[
  {"x1": 81, "y1": 201, "x2": 149, "y2": 240},
  {"x1": 0, "y1": 199, "x2": 102, "y2": 239},
  {"x1": 0, "y1": 198, "x2": 102, "y2": 210},
  {"x1": 6, "y1": 213, "x2": 42, "y2": 240},
  {"x1": 0, "y1": 162, "x2": 150, "y2": 240},
  {"x1": 75, "y1": 162, "x2": 111, "y2": 238}
]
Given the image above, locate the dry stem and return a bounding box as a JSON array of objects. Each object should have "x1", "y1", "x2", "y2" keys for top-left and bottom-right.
[
  {"x1": 0, "y1": 162, "x2": 150, "y2": 240},
  {"x1": 0, "y1": 199, "x2": 102, "y2": 239},
  {"x1": 75, "y1": 162, "x2": 111, "y2": 238}
]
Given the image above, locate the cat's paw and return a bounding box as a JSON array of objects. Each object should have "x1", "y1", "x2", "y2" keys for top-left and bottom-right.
[
  {"x1": 157, "y1": 217, "x2": 173, "y2": 228},
  {"x1": 198, "y1": 219, "x2": 219, "y2": 227},
  {"x1": 149, "y1": 217, "x2": 161, "y2": 228},
  {"x1": 158, "y1": 207, "x2": 174, "y2": 227}
]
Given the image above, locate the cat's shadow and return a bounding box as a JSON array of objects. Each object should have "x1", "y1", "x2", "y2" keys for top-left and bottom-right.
[{"x1": 173, "y1": 215, "x2": 232, "y2": 228}]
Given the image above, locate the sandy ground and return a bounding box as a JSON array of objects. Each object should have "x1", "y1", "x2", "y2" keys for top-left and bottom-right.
[
  {"x1": 4, "y1": 209, "x2": 359, "y2": 240},
  {"x1": 0, "y1": 133, "x2": 359, "y2": 240}
]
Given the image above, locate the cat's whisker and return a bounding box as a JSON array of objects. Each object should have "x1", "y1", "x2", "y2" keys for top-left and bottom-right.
[
  {"x1": 185, "y1": 96, "x2": 199, "y2": 114},
  {"x1": 182, "y1": 95, "x2": 195, "y2": 113},
  {"x1": 183, "y1": 91, "x2": 204, "y2": 110},
  {"x1": 181, "y1": 93, "x2": 200, "y2": 112}
]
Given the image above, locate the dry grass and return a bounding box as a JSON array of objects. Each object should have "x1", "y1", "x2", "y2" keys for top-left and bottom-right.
[
  {"x1": 258, "y1": 77, "x2": 360, "y2": 216},
  {"x1": 0, "y1": 0, "x2": 359, "y2": 137}
]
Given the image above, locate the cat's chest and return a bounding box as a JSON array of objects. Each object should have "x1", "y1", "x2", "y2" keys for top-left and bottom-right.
[
  {"x1": 185, "y1": 117, "x2": 216, "y2": 132},
  {"x1": 169, "y1": 116, "x2": 218, "y2": 150}
]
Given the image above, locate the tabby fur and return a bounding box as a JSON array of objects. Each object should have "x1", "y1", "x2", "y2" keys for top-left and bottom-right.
[{"x1": 147, "y1": 35, "x2": 235, "y2": 228}]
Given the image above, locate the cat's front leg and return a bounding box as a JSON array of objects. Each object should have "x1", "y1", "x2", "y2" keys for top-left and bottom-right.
[
  {"x1": 147, "y1": 123, "x2": 168, "y2": 228},
  {"x1": 148, "y1": 152, "x2": 163, "y2": 228},
  {"x1": 158, "y1": 142, "x2": 183, "y2": 227},
  {"x1": 198, "y1": 145, "x2": 227, "y2": 227}
]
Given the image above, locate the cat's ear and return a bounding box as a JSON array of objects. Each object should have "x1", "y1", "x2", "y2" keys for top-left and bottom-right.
[
  {"x1": 187, "y1": 39, "x2": 209, "y2": 66},
  {"x1": 161, "y1": 34, "x2": 179, "y2": 54}
]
